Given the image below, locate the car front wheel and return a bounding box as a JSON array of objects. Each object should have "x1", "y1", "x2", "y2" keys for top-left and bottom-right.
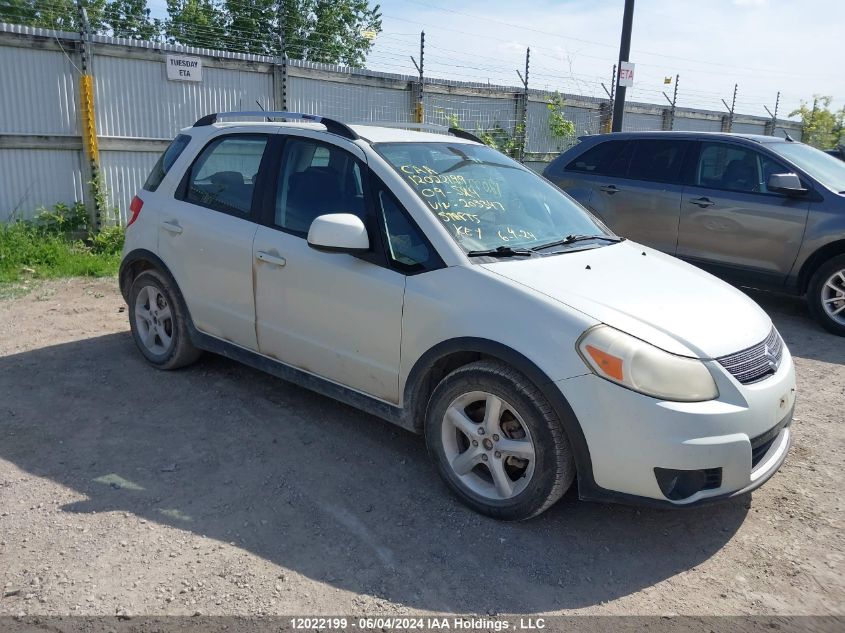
[
  {"x1": 808, "y1": 254, "x2": 845, "y2": 336},
  {"x1": 425, "y1": 360, "x2": 576, "y2": 520}
]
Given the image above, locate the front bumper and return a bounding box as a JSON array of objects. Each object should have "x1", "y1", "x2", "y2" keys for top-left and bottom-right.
[{"x1": 558, "y1": 345, "x2": 796, "y2": 506}]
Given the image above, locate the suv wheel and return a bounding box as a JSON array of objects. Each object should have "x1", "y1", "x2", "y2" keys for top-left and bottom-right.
[
  {"x1": 128, "y1": 270, "x2": 202, "y2": 369},
  {"x1": 425, "y1": 360, "x2": 576, "y2": 520},
  {"x1": 808, "y1": 254, "x2": 845, "y2": 336}
]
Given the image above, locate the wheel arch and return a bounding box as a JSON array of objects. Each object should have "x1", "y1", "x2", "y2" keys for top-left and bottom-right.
[
  {"x1": 402, "y1": 337, "x2": 593, "y2": 484},
  {"x1": 119, "y1": 249, "x2": 178, "y2": 303},
  {"x1": 797, "y1": 239, "x2": 845, "y2": 294}
]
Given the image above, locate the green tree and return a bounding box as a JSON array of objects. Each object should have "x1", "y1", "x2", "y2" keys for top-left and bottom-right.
[
  {"x1": 0, "y1": 0, "x2": 104, "y2": 30},
  {"x1": 790, "y1": 96, "x2": 845, "y2": 150},
  {"x1": 0, "y1": 0, "x2": 159, "y2": 38},
  {"x1": 547, "y1": 92, "x2": 575, "y2": 149},
  {"x1": 165, "y1": 0, "x2": 381, "y2": 66},
  {"x1": 104, "y1": 0, "x2": 161, "y2": 39},
  {"x1": 164, "y1": 0, "x2": 226, "y2": 48}
]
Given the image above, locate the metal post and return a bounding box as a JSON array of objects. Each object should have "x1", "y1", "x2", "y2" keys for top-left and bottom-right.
[
  {"x1": 611, "y1": 0, "x2": 635, "y2": 132},
  {"x1": 671, "y1": 74, "x2": 679, "y2": 130},
  {"x1": 764, "y1": 91, "x2": 780, "y2": 136},
  {"x1": 600, "y1": 64, "x2": 616, "y2": 132},
  {"x1": 274, "y1": 2, "x2": 288, "y2": 111},
  {"x1": 515, "y1": 47, "x2": 529, "y2": 163},
  {"x1": 661, "y1": 74, "x2": 679, "y2": 130},
  {"x1": 411, "y1": 31, "x2": 425, "y2": 123},
  {"x1": 76, "y1": 0, "x2": 102, "y2": 229},
  {"x1": 721, "y1": 83, "x2": 737, "y2": 132}
]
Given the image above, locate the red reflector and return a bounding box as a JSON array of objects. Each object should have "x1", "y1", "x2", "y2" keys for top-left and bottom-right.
[{"x1": 127, "y1": 195, "x2": 143, "y2": 227}]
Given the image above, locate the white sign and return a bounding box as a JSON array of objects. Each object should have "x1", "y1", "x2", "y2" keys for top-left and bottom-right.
[
  {"x1": 166, "y1": 54, "x2": 202, "y2": 82},
  {"x1": 618, "y1": 61, "x2": 635, "y2": 87}
]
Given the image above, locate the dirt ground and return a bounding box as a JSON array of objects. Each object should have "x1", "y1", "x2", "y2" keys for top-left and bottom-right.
[{"x1": 0, "y1": 276, "x2": 842, "y2": 618}]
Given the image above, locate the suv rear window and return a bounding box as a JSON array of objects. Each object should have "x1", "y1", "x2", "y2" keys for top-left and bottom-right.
[
  {"x1": 143, "y1": 134, "x2": 191, "y2": 192},
  {"x1": 567, "y1": 138, "x2": 688, "y2": 184},
  {"x1": 627, "y1": 139, "x2": 689, "y2": 183}
]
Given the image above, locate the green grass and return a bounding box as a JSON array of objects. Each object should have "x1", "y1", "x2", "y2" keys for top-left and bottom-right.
[{"x1": 0, "y1": 203, "x2": 124, "y2": 286}]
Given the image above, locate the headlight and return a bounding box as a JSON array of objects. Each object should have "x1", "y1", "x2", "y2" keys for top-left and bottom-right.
[{"x1": 577, "y1": 325, "x2": 718, "y2": 402}]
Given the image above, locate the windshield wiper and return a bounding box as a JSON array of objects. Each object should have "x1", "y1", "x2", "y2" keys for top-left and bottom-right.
[
  {"x1": 467, "y1": 246, "x2": 533, "y2": 258},
  {"x1": 531, "y1": 234, "x2": 624, "y2": 252}
]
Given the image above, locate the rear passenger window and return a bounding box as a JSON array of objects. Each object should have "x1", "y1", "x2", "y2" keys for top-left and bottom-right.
[
  {"x1": 184, "y1": 135, "x2": 268, "y2": 216},
  {"x1": 627, "y1": 140, "x2": 689, "y2": 183},
  {"x1": 274, "y1": 138, "x2": 365, "y2": 236},
  {"x1": 144, "y1": 134, "x2": 191, "y2": 192}
]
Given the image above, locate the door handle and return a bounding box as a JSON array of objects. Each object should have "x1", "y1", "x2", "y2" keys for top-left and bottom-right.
[
  {"x1": 690, "y1": 197, "x2": 715, "y2": 208},
  {"x1": 255, "y1": 251, "x2": 286, "y2": 267},
  {"x1": 160, "y1": 221, "x2": 183, "y2": 234},
  {"x1": 600, "y1": 184, "x2": 620, "y2": 195}
]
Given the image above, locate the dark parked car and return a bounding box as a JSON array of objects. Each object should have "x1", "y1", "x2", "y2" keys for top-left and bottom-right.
[
  {"x1": 825, "y1": 145, "x2": 845, "y2": 161},
  {"x1": 543, "y1": 131, "x2": 845, "y2": 335}
]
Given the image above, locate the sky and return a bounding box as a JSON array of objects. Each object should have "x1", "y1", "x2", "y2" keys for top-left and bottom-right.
[{"x1": 148, "y1": 0, "x2": 845, "y2": 120}]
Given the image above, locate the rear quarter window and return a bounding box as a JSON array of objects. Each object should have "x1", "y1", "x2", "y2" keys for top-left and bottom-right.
[
  {"x1": 143, "y1": 134, "x2": 192, "y2": 192},
  {"x1": 566, "y1": 140, "x2": 630, "y2": 176}
]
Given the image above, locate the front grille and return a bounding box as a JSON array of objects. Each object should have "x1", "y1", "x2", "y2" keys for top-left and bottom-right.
[{"x1": 716, "y1": 327, "x2": 784, "y2": 385}]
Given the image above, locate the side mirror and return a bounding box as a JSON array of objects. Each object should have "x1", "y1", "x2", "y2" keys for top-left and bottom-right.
[
  {"x1": 767, "y1": 173, "x2": 807, "y2": 196},
  {"x1": 307, "y1": 213, "x2": 369, "y2": 253}
]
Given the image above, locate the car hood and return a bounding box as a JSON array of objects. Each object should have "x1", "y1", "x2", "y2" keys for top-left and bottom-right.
[{"x1": 481, "y1": 241, "x2": 772, "y2": 359}]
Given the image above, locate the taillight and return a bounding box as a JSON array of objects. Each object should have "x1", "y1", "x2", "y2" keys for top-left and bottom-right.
[{"x1": 127, "y1": 195, "x2": 143, "y2": 227}]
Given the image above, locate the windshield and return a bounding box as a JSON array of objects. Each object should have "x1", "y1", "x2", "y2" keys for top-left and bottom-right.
[
  {"x1": 769, "y1": 141, "x2": 845, "y2": 193},
  {"x1": 375, "y1": 142, "x2": 610, "y2": 252}
]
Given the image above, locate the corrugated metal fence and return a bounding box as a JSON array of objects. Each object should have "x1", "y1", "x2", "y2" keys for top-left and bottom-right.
[{"x1": 0, "y1": 22, "x2": 804, "y2": 224}]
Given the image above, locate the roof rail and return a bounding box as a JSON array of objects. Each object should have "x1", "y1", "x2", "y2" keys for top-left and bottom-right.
[
  {"x1": 351, "y1": 121, "x2": 483, "y2": 144},
  {"x1": 192, "y1": 111, "x2": 359, "y2": 141}
]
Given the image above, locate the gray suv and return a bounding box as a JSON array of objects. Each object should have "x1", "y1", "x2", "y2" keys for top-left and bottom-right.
[{"x1": 543, "y1": 132, "x2": 845, "y2": 335}]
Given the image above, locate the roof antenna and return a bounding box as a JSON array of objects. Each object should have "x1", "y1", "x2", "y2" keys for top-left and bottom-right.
[
  {"x1": 256, "y1": 100, "x2": 269, "y2": 122},
  {"x1": 777, "y1": 127, "x2": 794, "y2": 142}
]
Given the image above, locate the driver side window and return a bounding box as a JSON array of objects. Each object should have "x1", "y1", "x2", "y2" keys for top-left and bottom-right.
[
  {"x1": 274, "y1": 137, "x2": 365, "y2": 236},
  {"x1": 696, "y1": 143, "x2": 771, "y2": 194}
]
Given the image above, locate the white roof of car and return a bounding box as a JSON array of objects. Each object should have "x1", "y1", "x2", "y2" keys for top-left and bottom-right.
[{"x1": 183, "y1": 121, "x2": 478, "y2": 144}]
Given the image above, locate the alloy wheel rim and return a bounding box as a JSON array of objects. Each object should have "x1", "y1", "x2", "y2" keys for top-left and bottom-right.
[
  {"x1": 135, "y1": 285, "x2": 174, "y2": 355},
  {"x1": 821, "y1": 269, "x2": 845, "y2": 326},
  {"x1": 441, "y1": 390, "x2": 536, "y2": 501}
]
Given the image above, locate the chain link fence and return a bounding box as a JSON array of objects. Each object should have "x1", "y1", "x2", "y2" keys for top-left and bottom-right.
[{"x1": 0, "y1": 21, "x2": 804, "y2": 224}]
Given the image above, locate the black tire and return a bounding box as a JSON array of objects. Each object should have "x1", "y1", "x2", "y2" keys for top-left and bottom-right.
[
  {"x1": 424, "y1": 360, "x2": 576, "y2": 521},
  {"x1": 807, "y1": 254, "x2": 845, "y2": 336},
  {"x1": 128, "y1": 269, "x2": 202, "y2": 369}
]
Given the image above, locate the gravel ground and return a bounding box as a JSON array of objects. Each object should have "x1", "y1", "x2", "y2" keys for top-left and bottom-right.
[{"x1": 0, "y1": 277, "x2": 842, "y2": 617}]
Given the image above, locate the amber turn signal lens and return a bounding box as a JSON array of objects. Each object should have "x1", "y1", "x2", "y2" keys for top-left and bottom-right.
[{"x1": 585, "y1": 344, "x2": 624, "y2": 380}]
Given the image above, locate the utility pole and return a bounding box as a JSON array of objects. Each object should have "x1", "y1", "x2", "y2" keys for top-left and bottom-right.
[
  {"x1": 411, "y1": 31, "x2": 425, "y2": 123},
  {"x1": 611, "y1": 0, "x2": 635, "y2": 132}
]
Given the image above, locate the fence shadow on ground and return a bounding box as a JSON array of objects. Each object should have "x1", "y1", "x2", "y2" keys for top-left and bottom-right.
[{"x1": 0, "y1": 330, "x2": 757, "y2": 612}]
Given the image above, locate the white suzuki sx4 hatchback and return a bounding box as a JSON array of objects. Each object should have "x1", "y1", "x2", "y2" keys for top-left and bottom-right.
[{"x1": 120, "y1": 112, "x2": 796, "y2": 520}]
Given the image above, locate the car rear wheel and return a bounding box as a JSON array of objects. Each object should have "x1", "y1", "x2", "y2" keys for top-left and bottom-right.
[
  {"x1": 425, "y1": 360, "x2": 575, "y2": 520},
  {"x1": 808, "y1": 254, "x2": 845, "y2": 336},
  {"x1": 128, "y1": 269, "x2": 202, "y2": 369}
]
